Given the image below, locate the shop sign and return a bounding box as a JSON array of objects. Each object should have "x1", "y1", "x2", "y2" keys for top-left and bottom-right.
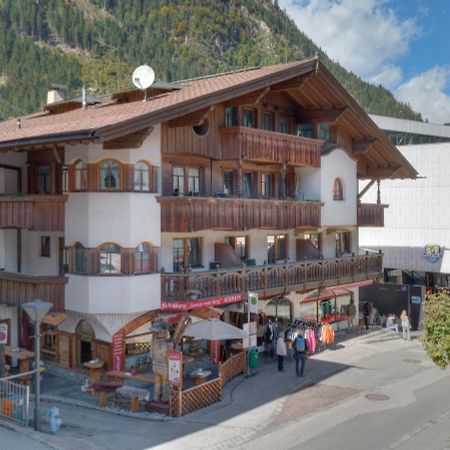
[
  {"x1": 248, "y1": 291, "x2": 258, "y2": 314},
  {"x1": 0, "y1": 323, "x2": 7, "y2": 345},
  {"x1": 168, "y1": 351, "x2": 183, "y2": 387},
  {"x1": 243, "y1": 322, "x2": 257, "y2": 349},
  {"x1": 424, "y1": 244, "x2": 443, "y2": 263},
  {"x1": 410, "y1": 295, "x2": 422, "y2": 305},
  {"x1": 161, "y1": 293, "x2": 244, "y2": 312},
  {"x1": 112, "y1": 332, "x2": 125, "y2": 371}
]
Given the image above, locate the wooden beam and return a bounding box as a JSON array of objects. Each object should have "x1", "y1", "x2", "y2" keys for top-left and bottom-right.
[
  {"x1": 365, "y1": 165, "x2": 401, "y2": 178},
  {"x1": 103, "y1": 127, "x2": 153, "y2": 150},
  {"x1": 168, "y1": 107, "x2": 211, "y2": 128},
  {"x1": 353, "y1": 139, "x2": 377, "y2": 154},
  {"x1": 297, "y1": 108, "x2": 347, "y2": 123},
  {"x1": 270, "y1": 77, "x2": 307, "y2": 93},
  {"x1": 357, "y1": 179, "x2": 376, "y2": 199},
  {"x1": 224, "y1": 88, "x2": 271, "y2": 107}
]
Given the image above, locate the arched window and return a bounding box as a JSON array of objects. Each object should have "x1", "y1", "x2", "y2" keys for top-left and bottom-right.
[
  {"x1": 135, "y1": 242, "x2": 154, "y2": 273},
  {"x1": 134, "y1": 161, "x2": 150, "y2": 192},
  {"x1": 99, "y1": 243, "x2": 121, "y2": 274},
  {"x1": 74, "y1": 160, "x2": 87, "y2": 191},
  {"x1": 74, "y1": 243, "x2": 88, "y2": 273},
  {"x1": 333, "y1": 178, "x2": 344, "y2": 200},
  {"x1": 99, "y1": 160, "x2": 121, "y2": 190}
]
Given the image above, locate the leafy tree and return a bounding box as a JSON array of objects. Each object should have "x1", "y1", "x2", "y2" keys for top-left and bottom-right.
[{"x1": 422, "y1": 291, "x2": 450, "y2": 369}]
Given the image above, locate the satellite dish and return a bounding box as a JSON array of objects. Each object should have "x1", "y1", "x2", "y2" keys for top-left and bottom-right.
[{"x1": 132, "y1": 65, "x2": 155, "y2": 101}]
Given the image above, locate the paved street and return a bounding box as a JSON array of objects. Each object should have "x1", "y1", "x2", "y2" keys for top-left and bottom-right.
[{"x1": 1, "y1": 330, "x2": 449, "y2": 450}]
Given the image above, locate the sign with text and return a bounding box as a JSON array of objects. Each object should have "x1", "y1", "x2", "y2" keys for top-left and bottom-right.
[
  {"x1": 168, "y1": 351, "x2": 183, "y2": 387},
  {"x1": 248, "y1": 292, "x2": 259, "y2": 314},
  {"x1": 112, "y1": 332, "x2": 125, "y2": 371},
  {"x1": 161, "y1": 293, "x2": 244, "y2": 312},
  {"x1": 243, "y1": 322, "x2": 257, "y2": 349},
  {"x1": 0, "y1": 323, "x2": 7, "y2": 345}
]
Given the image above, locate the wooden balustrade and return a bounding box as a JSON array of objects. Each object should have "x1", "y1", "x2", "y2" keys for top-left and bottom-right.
[
  {"x1": 0, "y1": 271, "x2": 66, "y2": 310},
  {"x1": 0, "y1": 195, "x2": 67, "y2": 231},
  {"x1": 357, "y1": 203, "x2": 387, "y2": 227},
  {"x1": 158, "y1": 196, "x2": 322, "y2": 232},
  {"x1": 220, "y1": 126, "x2": 322, "y2": 166},
  {"x1": 161, "y1": 253, "x2": 383, "y2": 303}
]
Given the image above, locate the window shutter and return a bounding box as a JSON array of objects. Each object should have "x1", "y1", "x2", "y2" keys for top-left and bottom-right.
[{"x1": 124, "y1": 164, "x2": 134, "y2": 192}]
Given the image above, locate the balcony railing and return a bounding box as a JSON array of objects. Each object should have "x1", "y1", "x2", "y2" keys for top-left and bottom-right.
[
  {"x1": 0, "y1": 195, "x2": 67, "y2": 231},
  {"x1": 357, "y1": 203, "x2": 387, "y2": 227},
  {"x1": 158, "y1": 196, "x2": 322, "y2": 232},
  {"x1": 219, "y1": 126, "x2": 322, "y2": 166},
  {"x1": 0, "y1": 271, "x2": 66, "y2": 311},
  {"x1": 161, "y1": 253, "x2": 382, "y2": 303}
]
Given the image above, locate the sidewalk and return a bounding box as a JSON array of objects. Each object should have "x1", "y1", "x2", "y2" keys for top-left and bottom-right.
[{"x1": 0, "y1": 327, "x2": 423, "y2": 449}]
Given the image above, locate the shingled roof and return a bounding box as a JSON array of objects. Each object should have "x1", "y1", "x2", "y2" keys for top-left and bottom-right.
[{"x1": 0, "y1": 57, "x2": 417, "y2": 179}]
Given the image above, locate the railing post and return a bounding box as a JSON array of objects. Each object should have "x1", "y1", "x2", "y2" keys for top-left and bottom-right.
[
  {"x1": 351, "y1": 253, "x2": 355, "y2": 282},
  {"x1": 263, "y1": 261, "x2": 268, "y2": 291},
  {"x1": 304, "y1": 257, "x2": 308, "y2": 288},
  {"x1": 284, "y1": 258, "x2": 288, "y2": 288}
]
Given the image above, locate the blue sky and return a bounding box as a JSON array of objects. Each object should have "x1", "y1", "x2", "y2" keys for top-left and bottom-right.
[{"x1": 279, "y1": 0, "x2": 450, "y2": 123}]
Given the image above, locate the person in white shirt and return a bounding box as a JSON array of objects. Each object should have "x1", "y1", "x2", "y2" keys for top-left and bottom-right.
[{"x1": 400, "y1": 310, "x2": 411, "y2": 340}]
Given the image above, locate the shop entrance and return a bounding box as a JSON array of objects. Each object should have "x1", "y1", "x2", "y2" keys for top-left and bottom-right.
[
  {"x1": 76, "y1": 320, "x2": 95, "y2": 366},
  {"x1": 260, "y1": 296, "x2": 293, "y2": 325}
]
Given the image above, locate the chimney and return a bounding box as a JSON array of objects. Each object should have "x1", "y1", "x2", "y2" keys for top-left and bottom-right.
[{"x1": 47, "y1": 83, "x2": 66, "y2": 105}]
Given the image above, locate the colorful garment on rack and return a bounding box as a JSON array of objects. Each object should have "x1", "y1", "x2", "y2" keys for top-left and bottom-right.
[
  {"x1": 306, "y1": 328, "x2": 317, "y2": 353},
  {"x1": 319, "y1": 324, "x2": 335, "y2": 344}
]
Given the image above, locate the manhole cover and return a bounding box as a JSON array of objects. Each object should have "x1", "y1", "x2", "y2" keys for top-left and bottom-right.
[
  {"x1": 365, "y1": 393, "x2": 390, "y2": 401},
  {"x1": 403, "y1": 358, "x2": 422, "y2": 364}
]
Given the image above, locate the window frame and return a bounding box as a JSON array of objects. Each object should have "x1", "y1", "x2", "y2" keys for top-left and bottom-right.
[
  {"x1": 262, "y1": 111, "x2": 274, "y2": 131},
  {"x1": 74, "y1": 242, "x2": 88, "y2": 274},
  {"x1": 267, "y1": 234, "x2": 288, "y2": 263},
  {"x1": 243, "y1": 108, "x2": 256, "y2": 128},
  {"x1": 135, "y1": 242, "x2": 155, "y2": 274},
  {"x1": 172, "y1": 238, "x2": 202, "y2": 272},
  {"x1": 98, "y1": 159, "x2": 122, "y2": 191},
  {"x1": 297, "y1": 123, "x2": 314, "y2": 138},
  {"x1": 40, "y1": 236, "x2": 51, "y2": 258},
  {"x1": 37, "y1": 164, "x2": 52, "y2": 194},
  {"x1": 261, "y1": 173, "x2": 272, "y2": 199},
  {"x1": 134, "y1": 161, "x2": 152, "y2": 192},
  {"x1": 335, "y1": 232, "x2": 351, "y2": 257},
  {"x1": 225, "y1": 236, "x2": 249, "y2": 260},
  {"x1": 319, "y1": 123, "x2": 332, "y2": 142},
  {"x1": 278, "y1": 114, "x2": 289, "y2": 134},
  {"x1": 99, "y1": 242, "x2": 122, "y2": 275},
  {"x1": 333, "y1": 178, "x2": 344, "y2": 201},
  {"x1": 74, "y1": 160, "x2": 88, "y2": 192},
  {"x1": 223, "y1": 170, "x2": 235, "y2": 196}
]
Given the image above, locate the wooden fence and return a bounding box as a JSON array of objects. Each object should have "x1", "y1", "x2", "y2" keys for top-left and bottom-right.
[
  {"x1": 219, "y1": 352, "x2": 246, "y2": 387},
  {"x1": 170, "y1": 378, "x2": 222, "y2": 417}
]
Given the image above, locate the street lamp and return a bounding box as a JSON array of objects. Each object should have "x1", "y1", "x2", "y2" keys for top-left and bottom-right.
[{"x1": 22, "y1": 300, "x2": 52, "y2": 431}]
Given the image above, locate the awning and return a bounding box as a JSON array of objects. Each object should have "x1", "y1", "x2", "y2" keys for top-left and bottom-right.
[
  {"x1": 302, "y1": 288, "x2": 352, "y2": 304},
  {"x1": 326, "y1": 226, "x2": 355, "y2": 234},
  {"x1": 41, "y1": 313, "x2": 68, "y2": 326},
  {"x1": 184, "y1": 318, "x2": 249, "y2": 340}
]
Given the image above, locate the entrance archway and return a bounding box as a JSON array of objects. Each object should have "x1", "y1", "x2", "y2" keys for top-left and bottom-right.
[{"x1": 76, "y1": 320, "x2": 95, "y2": 366}]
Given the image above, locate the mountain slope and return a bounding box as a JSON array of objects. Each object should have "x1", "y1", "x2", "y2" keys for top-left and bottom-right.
[{"x1": 0, "y1": 0, "x2": 422, "y2": 122}]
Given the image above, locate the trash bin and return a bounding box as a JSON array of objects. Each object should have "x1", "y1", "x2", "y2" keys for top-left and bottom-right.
[{"x1": 249, "y1": 348, "x2": 258, "y2": 369}]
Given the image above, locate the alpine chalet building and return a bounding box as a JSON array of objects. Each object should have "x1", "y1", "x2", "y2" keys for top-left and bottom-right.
[{"x1": 0, "y1": 57, "x2": 417, "y2": 371}]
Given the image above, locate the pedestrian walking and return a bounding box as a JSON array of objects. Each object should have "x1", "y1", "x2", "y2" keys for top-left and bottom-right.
[
  {"x1": 276, "y1": 332, "x2": 287, "y2": 372},
  {"x1": 293, "y1": 330, "x2": 307, "y2": 377},
  {"x1": 363, "y1": 300, "x2": 370, "y2": 330},
  {"x1": 347, "y1": 299, "x2": 356, "y2": 333},
  {"x1": 400, "y1": 310, "x2": 411, "y2": 340}
]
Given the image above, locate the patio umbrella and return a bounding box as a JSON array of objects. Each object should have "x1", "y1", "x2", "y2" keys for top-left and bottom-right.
[{"x1": 183, "y1": 318, "x2": 249, "y2": 340}]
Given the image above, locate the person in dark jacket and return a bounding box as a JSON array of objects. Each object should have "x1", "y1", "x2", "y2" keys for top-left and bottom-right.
[
  {"x1": 363, "y1": 300, "x2": 370, "y2": 330},
  {"x1": 293, "y1": 329, "x2": 307, "y2": 377}
]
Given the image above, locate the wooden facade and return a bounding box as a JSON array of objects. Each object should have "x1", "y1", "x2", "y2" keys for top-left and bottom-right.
[
  {"x1": 357, "y1": 203, "x2": 387, "y2": 227},
  {"x1": 219, "y1": 126, "x2": 322, "y2": 166},
  {"x1": 158, "y1": 196, "x2": 322, "y2": 232},
  {"x1": 161, "y1": 253, "x2": 382, "y2": 303},
  {"x1": 0, "y1": 271, "x2": 66, "y2": 310},
  {"x1": 0, "y1": 195, "x2": 67, "y2": 231}
]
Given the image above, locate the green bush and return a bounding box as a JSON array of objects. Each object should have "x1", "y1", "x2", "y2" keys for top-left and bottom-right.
[{"x1": 422, "y1": 292, "x2": 450, "y2": 369}]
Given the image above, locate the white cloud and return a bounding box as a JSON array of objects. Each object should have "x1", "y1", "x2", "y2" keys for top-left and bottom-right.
[
  {"x1": 279, "y1": 0, "x2": 418, "y2": 88},
  {"x1": 395, "y1": 67, "x2": 450, "y2": 124}
]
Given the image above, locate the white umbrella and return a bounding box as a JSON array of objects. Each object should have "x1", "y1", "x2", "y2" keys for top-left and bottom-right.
[{"x1": 184, "y1": 318, "x2": 249, "y2": 340}]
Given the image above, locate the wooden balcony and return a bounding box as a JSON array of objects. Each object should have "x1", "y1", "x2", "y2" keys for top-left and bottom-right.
[
  {"x1": 219, "y1": 127, "x2": 322, "y2": 166},
  {"x1": 158, "y1": 196, "x2": 322, "y2": 232},
  {"x1": 357, "y1": 203, "x2": 387, "y2": 227},
  {"x1": 0, "y1": 195, "x2": 67, "y2": 231},
  {"x1": 0, "y1": 271, "x2": 66, "y2": 311},
  {"x1": 161, "y1": 253, "x2": 383, "y2": 304}
]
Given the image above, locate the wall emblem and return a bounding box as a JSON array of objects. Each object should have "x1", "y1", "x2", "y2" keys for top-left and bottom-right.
[{"x1": 424, "y1": 244, "x2": 443, "y2": 263}]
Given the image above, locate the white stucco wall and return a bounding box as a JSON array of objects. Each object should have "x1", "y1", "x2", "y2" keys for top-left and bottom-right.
[
  {"x1": 320, "y1": 149, "x2": 357, "y2": 227},
  {"x1": 296, "y1": 166, "x2": 321, "y2": 201},
  {"x1": 65, "y1": 124, "x2": 162, "y2": 167},
  {"x1": 0, "y1": 151, "x2": 27, "y2": 192},
  {"x1": 65, "y1": 273, "x2": 161, "y2": 315},
  {"x1": 65, "y1": 193, "x2": 160, "y2": 247},
  {"x1": 359, "y1": 142, "x2": 450, "y2": 273},
  {"x1": 0, "y1": 305, "x2": 19, "y2": 348}
]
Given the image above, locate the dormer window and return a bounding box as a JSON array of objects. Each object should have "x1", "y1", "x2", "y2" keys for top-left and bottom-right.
[{"x1": 333, "y1": 178, "x2": 344, "y2": 200}]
